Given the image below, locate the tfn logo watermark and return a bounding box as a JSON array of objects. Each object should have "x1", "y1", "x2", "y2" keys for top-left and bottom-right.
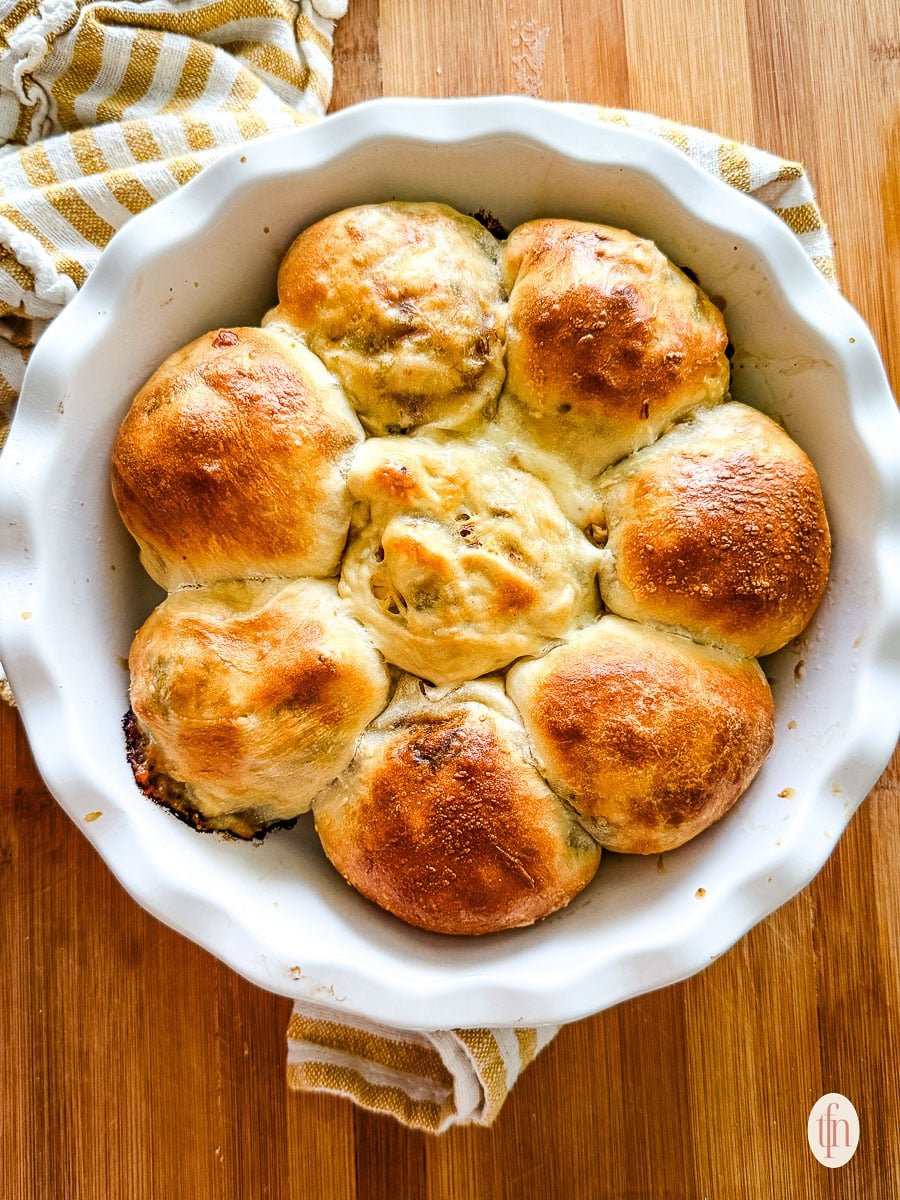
[{"x1": 807, "y1": 1093, "x2": 860, "y2": 1168}]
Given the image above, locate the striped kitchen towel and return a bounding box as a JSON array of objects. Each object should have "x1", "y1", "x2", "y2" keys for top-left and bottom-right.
[
  {"x1": 592, "y1": 103, "x2": 840, "y2": 280},
  {"x1": 287, "y1": 1001, "x2": 560, "y2": 1133},
  {"x1": 588, "y1": 104, "x2": 835, "y2": 282}
]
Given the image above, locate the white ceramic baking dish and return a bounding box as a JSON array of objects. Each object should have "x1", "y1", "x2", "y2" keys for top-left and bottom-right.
[{"x1": 1, "y1": 97, "x2": 898, "y2": 1029}]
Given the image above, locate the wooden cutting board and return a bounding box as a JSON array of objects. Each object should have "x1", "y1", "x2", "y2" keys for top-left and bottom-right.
[{"x1": 2, "y1": 2, "x2": 898, "y2": 1196}]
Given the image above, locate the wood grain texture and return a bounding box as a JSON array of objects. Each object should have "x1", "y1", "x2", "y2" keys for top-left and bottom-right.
[{"x1": 2, "y1": 1, "x2": 898, "y2": 1196}]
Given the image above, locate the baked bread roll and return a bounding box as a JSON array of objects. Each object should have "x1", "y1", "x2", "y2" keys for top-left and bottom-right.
[
  {"x1": 313, "y1": 676, "x2": 601, "y2": 935},
  {"x1": 111, "y1": 325, "x2": 363, "y2": 590},
  {"x1": 500, "y1": 219, "x2": 729, "y2": 472},
  {"x1": 127, "y1": 579, "x2": 390, "y2": 838},
  {"x1": 591, "y1": 402, "x2": 831, "y2": 657},
  {"x1": 112, "y1": 199, "x2": 832, "y2": 929},
  {"x1": 339, "y1": 436, "x2": 602, "y2": 684},
  {"x1": 267, "y1": 201, "x2": 506, "y2": 435},
  {"x1": 507, "y1": 615, "x2": 775, "y2": 854}
]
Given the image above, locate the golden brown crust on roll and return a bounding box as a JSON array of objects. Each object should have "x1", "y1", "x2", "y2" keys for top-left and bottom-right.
[
  {"x1": 268, "y1": 201, "x2": 506, "y2": 435},
  {"x1": 111, "y1": 325, "x2": 363, "y2": 590},
  {"x1": 507, "y1": 616, "x2": 775, "y2": 854},
  {"x1": 339, "y1": 436, "x2": 602, "y2": 684},
  {"x1": 592, "y1": 402, "x2": 831, "y2": 657},
  {"x1": 313, "y1": 677, "x2": 601, "y2": 934},
  {"x1": 501, "y1": 219, "x2": 729, "y2": 472},
  {"x1": 128, "y1": 579, "x2": 390, "y2": 836}
]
